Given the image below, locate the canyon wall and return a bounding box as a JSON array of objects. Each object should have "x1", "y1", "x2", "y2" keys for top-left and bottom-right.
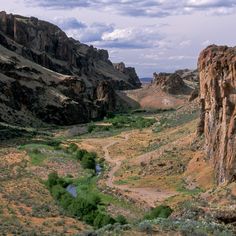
[
  {"x1": 198, "y1": 45, "x2": 236, "y2": 184},
  {"x1": 0, "y1": 11, "x2": 141, "y2": 125}
]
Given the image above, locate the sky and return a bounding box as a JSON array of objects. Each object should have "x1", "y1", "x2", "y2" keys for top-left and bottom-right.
[{"x1": 2, "y1": 0, "x2": 236, "y2": 77}]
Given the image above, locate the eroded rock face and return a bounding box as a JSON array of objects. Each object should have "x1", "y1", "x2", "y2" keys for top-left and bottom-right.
[
  {"x1": 198, "y1": 45, "x2": 236, "y2": 184},
  {"x1": 152, "y1": 72, "x2": 192, "y2": 95},
  {"x1": 113, "y1": 62, "x2": 141, "y2": 88},
  {"x1": 175, "y1": 69, "x2": 199, "y2": 82},
  {"x1": 0, "y1": 11, "x2": 141, "y2": 125}
]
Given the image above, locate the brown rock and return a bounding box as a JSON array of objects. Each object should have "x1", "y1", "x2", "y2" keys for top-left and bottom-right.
[
  {"x1": 152, "y1": 72, "x2": 192, "y2": 95},
  {"x1": 198, "y1": 45, "x2": 236, "y2": 184}
]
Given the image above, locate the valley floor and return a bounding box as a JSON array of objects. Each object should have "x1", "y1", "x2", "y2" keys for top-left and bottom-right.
[{"x1": 0, "y1": 104, "x2": 235, "y2": 235}]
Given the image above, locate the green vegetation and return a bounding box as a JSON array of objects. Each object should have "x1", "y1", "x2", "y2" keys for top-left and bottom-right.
[
  {"x1": 139, "y1": 218, "x2": 234, "y2": 236},
  {"x1": 87, "y1": 114, "x2": 156, "y2": 134},
  {"x1": 19, "y1": 139, "x2": 99, "y2": 170},
  {"x1": 131, "y1": 108, "x2": 175, "y2": 114},
  {"x1": 144, "y1": 205, "x2": 173, "y2": 220},
  {"x1": 67, "y1": 143, "x2": 97, "y2": 170},
  {"x1": 153, "y1": 110, "x2": 198, "y2": 132},
  {"x1": 18, "y1": 141, "x2": 65, "y2": 166},
  {"x1": 46, "y1": 172, "x2": 127, "y2": 229},
  {"x1": 115, "y1": 215, "x2": 128, "y2": 225}
]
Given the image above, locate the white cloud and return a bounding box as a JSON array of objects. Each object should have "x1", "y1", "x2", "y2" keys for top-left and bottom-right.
[
  {"x1": 202, "y1": 40, "x2": 211, "y2": 46},
  {"x1": 26, "y1": 0, "x2": 236, "y2": 17},
  {"x1": 54, "y1": 19, "x2": 167, "y2": 49},
  {"x1": 179, "y1": 40, "x2": 191, "y2": 47}
]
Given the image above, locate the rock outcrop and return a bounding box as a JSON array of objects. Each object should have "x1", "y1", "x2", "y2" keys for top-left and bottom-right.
[
  {"x1": 198, "y1": 45, "x2": 236, "y2": 184},
  {"x1": 152, "y1": 72, "x2": 192, "y2": 95},
  {"x1": 113, "y1": 62, "x2": 141, "y2": 89},
  {"x1": 175, "y1": 69, "x2": 199, "y2": 82},
  {"x1": 0, "y1": 11, "x2": 141, "y2": 125}
]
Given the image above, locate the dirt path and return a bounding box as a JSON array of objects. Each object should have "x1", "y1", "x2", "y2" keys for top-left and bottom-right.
[
  {"x1": 102, "y1": 132, "x2": 176, "y2": 208},
  {"x1": 104, "y1": 133, "x2": 129, "y2": 188}
]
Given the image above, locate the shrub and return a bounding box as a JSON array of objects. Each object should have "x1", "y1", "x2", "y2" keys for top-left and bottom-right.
[
  {"x1": 81, "y1": 152, "x2": 96, "y2": 170},
  {"x1": 116, "y1": 215, "x2": 128, "y2": 225},
  {"x1": 51, "y1": 185, "x2": 66, "y2": 200},
  {"x1": 93, "y1": 212, "x2": 115, "y2": 229},
  {"x1": 138, "y1": 221, "x2": 153, "y2": 234},
  {"x1": 144, "y1": 205, "x2": 173, "y2": 220},
  {"x1": 88, "y1": 193, "x2": 102, "y2": 205},
  {"x1": 76, "y1": 149, "x2": 88, "y2": 160},
  {"x1": 60, "y1": 193, "x2": 73, "y2": 209},
  {"x1": 68, "y1": 143, "x2": 78, "y2": 152},
  {"x1": 46, "y1": 140, "x2": 61, "y2": 147},
  {"x1": 47, "y1": 172, "x2": 59, "y2": 188},
  {"x1": 88, "y1": 124, "x2": 96, "y2": 133}
]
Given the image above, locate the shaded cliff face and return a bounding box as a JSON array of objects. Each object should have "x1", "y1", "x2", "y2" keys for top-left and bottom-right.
[
  {"x1": 0, "y1": 44, "x2": 116, "y2": 126},
  {"x1": 198, "y1": 45, "x2": 236, "y2": 184},
  {"x1": 0, "y1": 11, "x2": 141, "y2": 89},
  {"x1": 0, "y1": 11, "x2": 141, "y2": 125},
  {"x1": 113, "y1": 62, "x2": 141, "y2": 88}
]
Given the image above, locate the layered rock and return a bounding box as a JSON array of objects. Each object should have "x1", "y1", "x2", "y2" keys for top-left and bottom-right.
[
  {"x1": 0, "y1": 11, "x2": 141, "y2": 125},
  {"x1": 152, "y1": 72, "x2": 192, "y2": 95},
  {"x1": 198, "y1": 45, "x2": 236, "y2": 184}
]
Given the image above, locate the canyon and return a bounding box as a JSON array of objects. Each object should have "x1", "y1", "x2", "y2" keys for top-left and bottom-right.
[{"x1": 0, "y1": 11, "x2": 236, "y2": 236}]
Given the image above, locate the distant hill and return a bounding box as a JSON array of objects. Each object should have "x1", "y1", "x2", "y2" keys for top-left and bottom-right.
[{"x1": 140, "y1": 77, "x2": 152, "y2": 84}]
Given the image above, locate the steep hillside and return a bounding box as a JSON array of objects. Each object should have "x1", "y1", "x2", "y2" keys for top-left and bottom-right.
[{"x1": 0, "y1": 11, "x2": 141, "y2": 126}]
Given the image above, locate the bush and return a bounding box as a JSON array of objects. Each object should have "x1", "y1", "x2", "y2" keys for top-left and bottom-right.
[
  {"x1": 144, "y1": 205, "x2": 173, "y2": 220},
  {"x1": 88, "y1": 124, "x2": 96, "y2": 133},
  {"x1": 68, "y1": 143, "x2": 78, "y2": 152},
  {"x1": 93, "y1": 212, "x2": 115, "y2": 229},
  {"x1": 51, "y1": 185, "x2": 66, "y2": 200},
  {"x1": 45, "y1": 140, "x2": 61, "y2": 147},
  {"x1": 116, "y1": 215, "x2": 128, "y2": 225},
  {"x1": 60, "y1": 193, "x2": 73, "y2": 209},
  {"x1": 138, "y1": 221, "x2": 153, "y2": 234},
  {"x1": 76, "y1": 149, "x2": 88, "y2": 160},
  {"x1": 47, "y1": 172, "x2": 59, "y2": 188},
  {"x1": 81, "y1": 152, "x2": 96, "y2": 170}
]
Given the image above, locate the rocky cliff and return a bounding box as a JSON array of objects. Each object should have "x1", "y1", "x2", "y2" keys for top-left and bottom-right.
[
  {"x1": 198, "y1": 45, "x2": 236, "y2": 184},
  {"x1": 152, "y1": 72, "x2": 192, "y2": 95},
  {"x1": 113, "y1": 62, "x2": 141, "y2": 88},
  {"x1": 0, "y1": 11, "x2": 141, "y2": 125},
  {"x1": 175, "y1": 69, "x2": 199, "y2": 82}
]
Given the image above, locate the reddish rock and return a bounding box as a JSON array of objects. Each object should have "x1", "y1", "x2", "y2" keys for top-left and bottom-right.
[{"x1": 198, "y1": 45, "x2": 236, "y2": 184}]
